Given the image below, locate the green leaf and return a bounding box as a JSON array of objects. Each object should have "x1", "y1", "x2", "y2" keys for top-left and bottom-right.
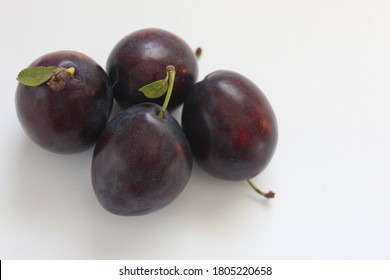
[
  {"x1": 17, "y1": 66, "x2": 58, "y2": 87},
  {"x1": 138, "y1": 79, "x2": 168, "y2": 99}
]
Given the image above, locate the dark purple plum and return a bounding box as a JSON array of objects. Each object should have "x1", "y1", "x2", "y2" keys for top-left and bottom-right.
[
  {"x1": 91, "y1": 103, "x2": 192, "y2": 215},
  {"x1": 182, "y1": 70, "x2": 278, "y2": 183},
  {"x1": 106, "y1": 28, "x2": 198, "y2": 110},
  {"x1": 15, "y1": 50, "x2": 113, "y2": 154}
]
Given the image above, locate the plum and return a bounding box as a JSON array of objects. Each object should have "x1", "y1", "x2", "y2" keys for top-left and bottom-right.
[
  {"x1": 91, "y1": 103, "x2": 192, "y2": 215},
  {"x1": 106, "y1": 28, "x2": 198, "y2": 110},
  {"x1": 15, "y1": 50, "x2": 113, "y2": 154},
  {"x1": 181, "y1": 70, "x2": 278, "y2": 198},
  {"x1": 91, "y1": 66, "x2": 192, "y2": 215}
]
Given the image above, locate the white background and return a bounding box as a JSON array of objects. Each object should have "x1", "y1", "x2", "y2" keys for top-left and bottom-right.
[{"x1": 1, "y1": 0, "x2": 390, "y2": 259}]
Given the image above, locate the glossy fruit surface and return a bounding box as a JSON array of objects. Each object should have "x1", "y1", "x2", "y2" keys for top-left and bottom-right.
[
  {"x1": 15, "y1": 50, "x2": 113, "y2": 154},
  {"x1": 106, "y1": 28, "x2": 198, "y2": 110},
  {"x1": 182, "y1": 70, "x2": 278, "y2": 181},
  {"x1": 91, "y1": 103, "x2": 192, "y2": 215}
]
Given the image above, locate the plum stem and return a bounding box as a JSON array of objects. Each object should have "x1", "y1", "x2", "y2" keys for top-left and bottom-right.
[
  {"x1": 195, "y1": 47, "x2": 202, "y2": 60},
  {"x1": 246, "y1": 179, "x2": 275, "y2": 199},
  {"x1": 47, "y1": 67, "x2": 76, "y2": 91},
  {"x1": 158, "y1": 65, "x2": 176, "y2": 118}
]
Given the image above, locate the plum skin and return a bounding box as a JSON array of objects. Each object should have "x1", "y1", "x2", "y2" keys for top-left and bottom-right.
[
  {"x1": 15, "y1": 50, "x2": 113, "y2": 154},
  {"x1": 181, "y1": 70, "x2": 278, "y2": 181},
  {"x1": 106, "y1": 28, "x2": 198, "y2": 110},
  {"x1": 91, "y1": 103, "x2": 192, "y2": 216}
]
